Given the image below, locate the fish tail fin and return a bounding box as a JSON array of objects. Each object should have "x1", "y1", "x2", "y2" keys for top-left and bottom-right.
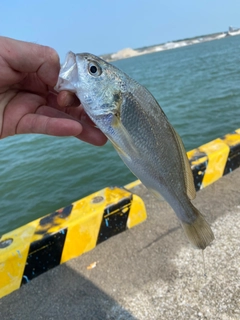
[{"x1": 181, "y1": 207, "x2": 214, "y2": 250}]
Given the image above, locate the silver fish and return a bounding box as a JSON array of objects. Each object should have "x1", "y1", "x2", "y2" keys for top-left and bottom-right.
[{"x1": 55, "y1": 52, "x2": 214, "y2": 249}]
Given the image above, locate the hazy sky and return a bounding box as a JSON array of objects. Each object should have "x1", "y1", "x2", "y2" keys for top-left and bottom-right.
[{"x1": 1, "y1": 0, "x2": 240, "y2": 60}]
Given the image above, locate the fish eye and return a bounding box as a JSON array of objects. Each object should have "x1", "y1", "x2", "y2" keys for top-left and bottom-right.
[{"x1": 88, "y1": 61, "x2": 102, "y2": 76}]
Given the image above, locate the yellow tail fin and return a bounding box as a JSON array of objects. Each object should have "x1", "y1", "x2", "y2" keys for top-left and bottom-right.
[{"x1": 181, "y1": 209, "x2": 214, "y2": 249}]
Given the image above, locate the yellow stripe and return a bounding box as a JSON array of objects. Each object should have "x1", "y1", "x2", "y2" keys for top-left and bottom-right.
[
  {"x1": 0, "y1": 223, "x2": 36, "y2": 298},
  {"x1": 187, "y1": 149, "x2": 208, "y2": 166},
  {"x1": 222, "y1": 132, "x2": 240, "y2": 146},
  {"x1": 61, "y1": 187, "x2": 140, "y2": 263},
  {"x1": 198, "y1": 138, "x2": 230, "y2": 188},
  {"x1": 124, "y1": 180, "x2": 141, "y2": 189},
  {"x1": 127, "y1": 194, "x2": 146, "y2": 229}
]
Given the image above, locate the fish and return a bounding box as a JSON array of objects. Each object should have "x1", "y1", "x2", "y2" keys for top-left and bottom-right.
[{"x1": 55, "y1": 52, "x2": 214, "y2": 250}]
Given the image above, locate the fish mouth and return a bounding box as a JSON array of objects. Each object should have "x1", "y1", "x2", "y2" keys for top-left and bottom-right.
[{"x1": 54, "y1": 51, "x2": 79, "y2": 93}]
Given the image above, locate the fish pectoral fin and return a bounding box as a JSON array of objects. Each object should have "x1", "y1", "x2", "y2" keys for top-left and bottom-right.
[
  {"x1": 172, "y1": 129, "x2": 196, "y2": 200},
  {"x1": 111, "y1": 112, "x2": 121, "y2": 127},
  {"x1": 110, "y1": 113, "x2": 139, "y2": 157},
  {"x1": 108, "y1": 137, "x2": 130, "y2": 159},
  {"x1": 181, "y1": 207, "x2": 214, "y2": 249}
]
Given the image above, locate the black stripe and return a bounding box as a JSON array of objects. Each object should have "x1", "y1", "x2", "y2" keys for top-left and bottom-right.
[
  {"x1": 39, "y1": 205, "x2": 73, "y2": 226},
  {"x1": 223, "y1": 144, "x2": 240, "y2": 175},
  {"x1": 96, "y1": 196, "x2": 132, "y2": 245},
  {"x1": 21, "y1": 229, "x2": 67, "y2": 285},
  {"x1": 192, "y1": 161, "x2": 207, "y2": 191},
  {"x1": 35, "y1": 205, "x2": 73, "y2": 235},
  {"x1": 189, "y1": 151, "x2": 208, "y2": 191}
]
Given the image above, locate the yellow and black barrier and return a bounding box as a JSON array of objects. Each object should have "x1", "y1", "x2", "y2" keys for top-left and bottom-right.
[
  {"x1": 188, "y1": 128, "x2": 240, "y2": 190},
  {"x1": 1, "y1": 129, "x2": 240, "y2": 299},
  {"x1": 0, "y1": 187, "x2": 146, "y2": 299}
]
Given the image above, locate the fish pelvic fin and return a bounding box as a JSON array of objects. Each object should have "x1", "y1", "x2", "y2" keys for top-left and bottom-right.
[{"x1": 181, "y1": 208, "x2": 214, "y2": 250}]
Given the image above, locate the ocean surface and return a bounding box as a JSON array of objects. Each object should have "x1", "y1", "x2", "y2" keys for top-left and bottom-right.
[{"x1": 1, "y1": 35, "x2": 240, "y2": 235}]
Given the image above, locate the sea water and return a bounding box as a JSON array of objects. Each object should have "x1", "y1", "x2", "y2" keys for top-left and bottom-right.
[{"x1": 0, "y1": 35, "x2": 240, "y2": 234}]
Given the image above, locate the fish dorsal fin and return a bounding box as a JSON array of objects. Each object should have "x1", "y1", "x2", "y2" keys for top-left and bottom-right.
[{"x1": 172, "y1": 129, "x2": 196, "y2": 200}]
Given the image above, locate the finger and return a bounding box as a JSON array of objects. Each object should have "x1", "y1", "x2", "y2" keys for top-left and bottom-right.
[
  {"x1": 0, "y1": 91, "x2": 82, "y2": 138},
  {"x1": 17, "y1": 109, "x2": 107, "y2": 145},
  {"x1": 42, "y1": 98, "x2": 96, "y2": 127},
  {"x1": 36, "y1": 104, "x2": 75, "y2": 119},
  {"x1": 75, "y1": 124, "x2": 108, "y2": 146},
  {"x1": 36, "y1": 105, "x2": 107, "y2": 145},
  {"x1": 1, "y1": 92, "x2": 47, "y2": 138},
  {"x1": 57, "y1": 91, "x2": 80, "y2": 107},
  {"x1": 1, "y1": 36, "x2": 59, "y2": 86},
  {"x1": 46, "y1": 92, "x2": 62, "y2": 109},
  {"x1": 47, "y1": 91, "x2": 81, "y2": 111},
  {"x1": 16, "y1": 114, "x2": 83, "y2": 136}
]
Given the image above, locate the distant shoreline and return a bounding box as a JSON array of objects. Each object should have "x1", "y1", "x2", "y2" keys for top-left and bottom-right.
[{"x1": 101, "y1": 29, "x2": 240, "y2": 62}]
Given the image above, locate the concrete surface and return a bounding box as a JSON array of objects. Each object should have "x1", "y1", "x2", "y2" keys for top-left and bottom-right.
[{"x1": 0, "y1": 168, "x2": 240, "y2": 320}]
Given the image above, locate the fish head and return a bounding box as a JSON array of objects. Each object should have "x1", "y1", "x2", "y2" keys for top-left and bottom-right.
[{"x1": 55, "y1": 52, "x2": 127, "y2": 118}]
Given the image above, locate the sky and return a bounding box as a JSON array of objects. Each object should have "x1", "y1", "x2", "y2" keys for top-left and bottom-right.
[{"x1": 1, "y1": 0, "x2": 240, "y2": 60}]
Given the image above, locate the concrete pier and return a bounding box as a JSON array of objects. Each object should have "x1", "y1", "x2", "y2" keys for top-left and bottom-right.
[{"x1": 0, "y1": 166, "x2": 239, "y2": 319}]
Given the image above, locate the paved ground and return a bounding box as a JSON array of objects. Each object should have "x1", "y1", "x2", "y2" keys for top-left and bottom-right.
[{"x1": 0, "y1": 168, "x2": 240, "y2": 320}]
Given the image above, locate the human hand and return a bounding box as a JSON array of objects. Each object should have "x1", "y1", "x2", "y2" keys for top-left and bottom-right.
[{"x1": 0, "y1": 36, "x2": 107, "y2": 146}]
